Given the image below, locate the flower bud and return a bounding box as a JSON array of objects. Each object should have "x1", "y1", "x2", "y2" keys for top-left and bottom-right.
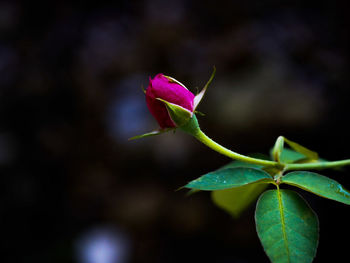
[{"x1": 146, "y1": 74, "x2": 195, "y2": 128}]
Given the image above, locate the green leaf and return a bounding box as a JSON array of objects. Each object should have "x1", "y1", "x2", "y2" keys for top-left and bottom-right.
[
  {"x1": 255, "y1": 189, "x2": 319, "y2": 263},
  {"x1": 272, "y1": 136, "x2": 284, "y2": 162},
  {"x1": 271, "y1": 137, "x2": 320, "y2": 164},
  {"x1": 182, "y1": 159, "x2": 261, "y2": 194},
  {"x1": 279, "y1": 148, "x2": 308, "y2": 163},
  {"x1": 281, "y1": 171, "x2": 350, "y2": 205},
  {"x1": 221, "y1": 155, "x2": 283, "y2": 178},
  {"x1": 212, "y1": 182, "x2": 268, "y2": 218},
  {"x1": 184, "y1": 167, "x2": 273, "y2": 191},
  {"x1": 157, "y1": 98, "x2": 192, "y2": 127},
  {"x1": 185, "y1": 189, "x2": 201, "y2": 196},
  {"x1": 283, "y1": 137, "x2": 318, "y2": 160}
]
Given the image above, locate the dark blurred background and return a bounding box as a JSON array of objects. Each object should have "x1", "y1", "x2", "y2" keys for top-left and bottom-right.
[{"x1": 1, "y1": 0, "x2": 349, "y2": 262}]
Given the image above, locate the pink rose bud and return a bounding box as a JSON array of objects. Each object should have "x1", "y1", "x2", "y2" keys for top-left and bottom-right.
[{"x1": 146, "y1": 74, "x2": 195, "y2": 129}]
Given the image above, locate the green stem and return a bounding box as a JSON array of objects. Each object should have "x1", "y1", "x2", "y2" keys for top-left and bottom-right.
[
  {"x1": 181, "y1": 115, "x2": 350, "y2": 172},
  {"x1": 284, "y1": 159, "x2": 350, "y2": 171},
  {"x1": 193, "y1": 129, "x2": 280, "y2": 167}
]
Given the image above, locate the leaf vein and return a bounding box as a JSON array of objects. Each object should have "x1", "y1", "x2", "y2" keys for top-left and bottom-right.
[{"x1": 277, "y1": 188, "x2": 291, "y2": 263}]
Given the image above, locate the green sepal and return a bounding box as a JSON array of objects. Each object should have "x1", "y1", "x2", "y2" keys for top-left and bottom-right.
[
  {"x1": 163, "y1": 75, "x2": 188, "y2": 90},
  {"x1": 157, "y1": 98, "x2": 193, "y2": 127},
  {"x1": 281, "y1": 171, "x2": 350, "y2": 205},
  {"x1": 141, "y1": 84, "x2": 146, "y2": 94},
  {"x1": 193, "y1": 66, "x2": 216, "y2": 110},
  {"x1": 255, "y1": 189, "x2": 319, "y2": 263},
  {"x1": 184, "y1": 167, "x2": 274, "y2": 191},
  {"x1": 179, "y1": 114, "x2": 200, "y2": 135},
  {"x1": 128, "y1": 128, "x2": 174, "y2": 140},
  {"x1": 212, "y1": 182, "x2": 268, "y2": 218},
  {"x1": 194, "y1": 110, "x2": 205, "y2": 116}
]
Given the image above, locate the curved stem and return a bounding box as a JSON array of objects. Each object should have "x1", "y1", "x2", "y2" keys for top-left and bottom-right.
[
  {"x1": 193, "y1": 129, "x2": 280, "y2": 167},
  {"x1": 180, "y1": 115, "x2": 350, "y2": 172},
  {"x1": 284, "y1": 159, "x2": 350, "y2": 171}
]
